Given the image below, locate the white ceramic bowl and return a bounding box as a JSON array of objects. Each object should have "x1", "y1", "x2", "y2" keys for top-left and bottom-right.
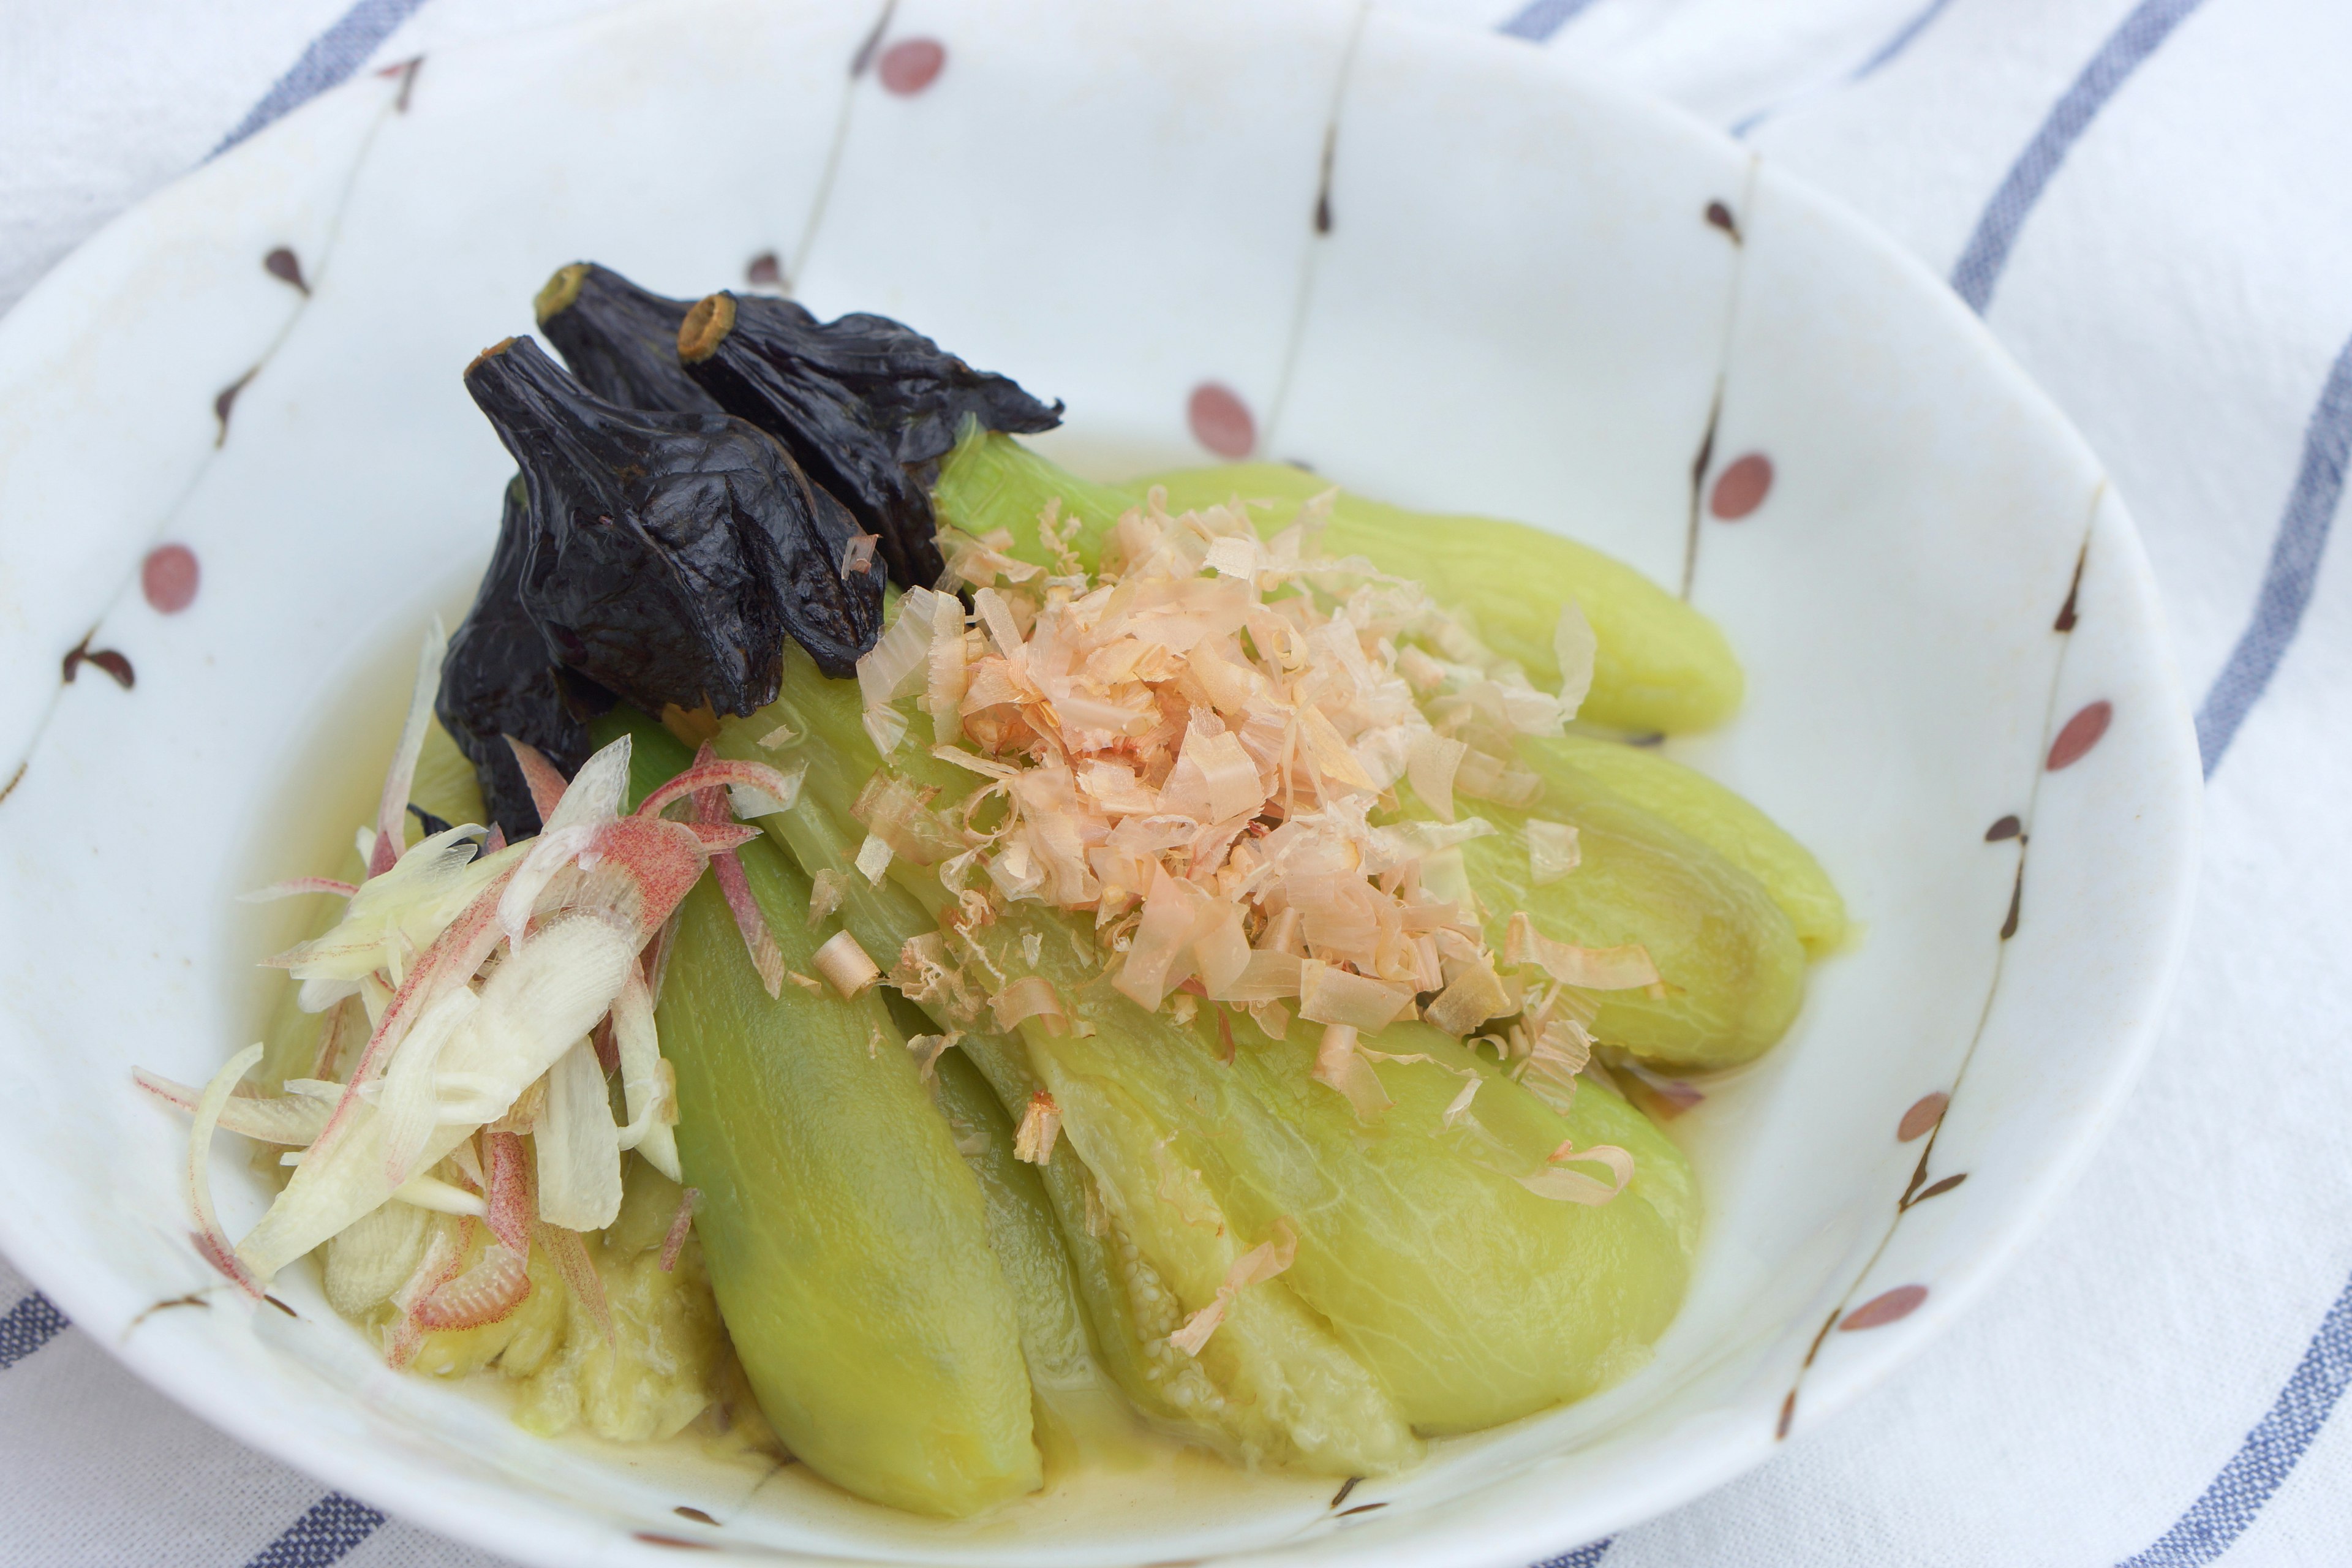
[{"x1": 0, "y1": 2, "x2": 2199, "y2": 1563}]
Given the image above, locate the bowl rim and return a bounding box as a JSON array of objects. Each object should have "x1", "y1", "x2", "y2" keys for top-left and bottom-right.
[{"x1": 0, "y1": 5, "x2": 2202, "y2": 1564}]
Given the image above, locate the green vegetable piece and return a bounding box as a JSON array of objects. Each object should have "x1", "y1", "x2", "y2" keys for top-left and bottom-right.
[
  {"x1": 712, "y1": 676, "x2": 1420, "y2": 1474},
  {"x1": 921, "y1": 1035, "x2": 1147, "y2": 1472},
  {"x1": 1237, "y1": 1027, "x2": 1692, "y2": 1428},
  {"x1": 928, "y1": 431, "x2": 1743, "y2": 734},
  {"x1": 1450, "y1": 767, "x2": 1807, "y2": 1071},
  {"x1": 964, "y1": 903, "x2": 1694, "y2": 1437},
  {"x1": 718, "y1": 658, "x2": 1697, "y2": 1450},
  {"x1": 1139, "y1": 461, "x2": 1742, "y2": 734},
  {"x1": 930, "y1": 422, "x2": 1134, "y2": 561},
  {"x1": 627, "y1": 717, "x2": 1039, "y2": 1515},
  {"x1": 1012, "y1": 1010, "x2": 1422, "y2": 1473},
  {"x1": 1527, "y1": 734, "x2": 1847, "y2": 956},
  {"x1": 946, "y1": 1030, "x2": 1238, "y2": 1458}
]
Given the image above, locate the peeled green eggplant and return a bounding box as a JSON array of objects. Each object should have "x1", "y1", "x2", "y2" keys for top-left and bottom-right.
[
  {"x1": 959, "y1": 899, "x2": 1695, "y2": 1436},
  {"x1": 927, "y1": 429, "x2": 1741, "y2": 734},
  {"x1": 1444, "y1": 769, "x2": 1807, "y2": 1071},
  {"x1": 718, "y1": 652, "x2": 1700, "y2": 1448},
  {"x1": 597, "y1": 709, "x2": 1042, "y2": 1517},
  {"x1": 1139, "y1": 461, "x2": 1743, "y2": 734},
  {"x1": 930, "y1": 420, "x2": 1134, "y2": 554},
  {"x1": 919, "y1": 1035, "x2": 1146, "y2": 1471},
  {"x1": 944, "y1": 1028, "x2": 1251, "y2": 1461},
  {"x1": 1526, "y1": 734, "x2": 1847, "y2": 956},
  {"x1": 660, "y1": 845, "x2": 1041, "y2": 1514}
]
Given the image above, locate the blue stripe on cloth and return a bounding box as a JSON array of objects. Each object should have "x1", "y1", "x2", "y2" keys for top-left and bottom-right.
[
  {"x1": 244, "y1": 1493, "x2": 385, "y2": 1568},
  {"x1": 1498, "y1": 0, "x2": 1605, "y2": 44},
  {"x1": 0, "y1": 1292, "x2": 69, "y2": 1370},
  {"x1": 1532, "y1": 1539, "x2": 1613, "y2": 1567},
  {"x1": 1949, "y1": 0, "x2": 2208, "y2": 312},
  {"x1": 211, "y1": 0, "x2": 434, "y2": 157},
  {"x1": 1850, "y1": 0, "x2": 1961, "y2": 83},
  {"x1": 2195, "y1": 332, "x2": 2352, "y2": 775},
  {"x1": 1728, "y1": 0, "x2": 1959, "y2": 139},
  {"x1": 2116, "y1": 1268, "x2": 2352, "y2": 1566}
]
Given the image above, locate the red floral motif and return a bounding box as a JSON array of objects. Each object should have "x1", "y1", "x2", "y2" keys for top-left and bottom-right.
[
  {"x1": 1898, "y1": 1091, "x2": 1948, "y2": 1142},
  {"x1": 142, "y1": 545, "x2": 200, "y2": 614},
  {"x1": 878, "y1": 39, "x2": 946, "y2": 96},
  {"x1": 1709, "y1": 453, "x2": 1773, "y2": 519},
  {"x1": 2047, "y1": 700, "x2": 2113, "y2": 771},
  {"x1": 1839, "y1": 1284, "x2": 1928, "y2": 1331},
  {"x1": 1187, "y1": 383, "x2": 1256, "y2": 459}
]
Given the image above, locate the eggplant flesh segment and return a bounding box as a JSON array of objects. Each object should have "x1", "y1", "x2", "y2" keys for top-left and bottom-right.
[
  {"x1": 679, "y1": 290, "x2": 1061, "y2": 592},
  {"x1": 658, "y1": 848, "x2": 1042, "y2": 1517},
  {"x1": 1449, "y1": 779, "x2": 1808, "y2": 1071},
  {"x1": 1526, "y1": 733, "x2": 1848, "y2": 955},
  {"x1": 712, "y1": 647, "x2": 1695, "y2": 1458},
  {"x1": 593, "y1": 707, "x2": 1043, "y2": 1518},
  {"x1": 932, "y1": 431, "x2": 1745, "y2": 737}
]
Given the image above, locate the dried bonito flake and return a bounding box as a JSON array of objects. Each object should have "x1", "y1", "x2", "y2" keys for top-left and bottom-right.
[
  {"x1": 1515, "y1": 1139, "x2": 1635, "y2": 1207},
  {"x1": 1504, "y1": 911, "x2": 1660, "y2": 992},
  {"x1": 813, "y1": 930, "x2": 883, "y2": 999},
  {"x1": 865, "y1": 488, "x2": 1606, "y2": 1082},
  {"x1": 1168, "y1": 1218, "x2": 1300, "y2": 1355}
]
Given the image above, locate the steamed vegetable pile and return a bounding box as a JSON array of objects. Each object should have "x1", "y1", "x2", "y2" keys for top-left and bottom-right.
[{"x1": 141, "y1": 265, "x2": 1844, "y2": 1518}]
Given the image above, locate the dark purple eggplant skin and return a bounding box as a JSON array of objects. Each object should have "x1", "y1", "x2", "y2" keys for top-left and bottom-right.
[
  {"x1": 534, "y1": 263, "x2": 725, "y2": 417},
  {"x1": 461, "y1": 337, "x2": 883, "y2": 725},
  {"x1": 679, "y1": 291, "x2": 1061, "y2": 591},
  {"x1": 434, "y1": 473, "x2": 590, "y2": 839}
]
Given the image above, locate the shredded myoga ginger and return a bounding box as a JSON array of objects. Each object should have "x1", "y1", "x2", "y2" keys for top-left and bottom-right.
[
  {"x1": 855, "y1": 484, "x2": 1650, "y2": 1151},
  {"x1": 136, "y1": 621, "x2": 809, "y2": 1348}
]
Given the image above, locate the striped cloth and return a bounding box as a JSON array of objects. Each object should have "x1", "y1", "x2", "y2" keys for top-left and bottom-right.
[{"x1": 3, "y1": 1, "x2": 2348, "y2": 1563}]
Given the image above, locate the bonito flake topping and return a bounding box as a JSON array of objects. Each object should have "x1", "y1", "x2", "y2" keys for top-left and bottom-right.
[{"x1": 860, "y1": 485, "x2": 1647, "y2": 1057}]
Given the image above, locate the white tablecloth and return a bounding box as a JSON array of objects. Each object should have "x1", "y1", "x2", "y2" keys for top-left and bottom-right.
[{"x1": 2, "y1": 1, "x2": 2346, "y2": 1563}]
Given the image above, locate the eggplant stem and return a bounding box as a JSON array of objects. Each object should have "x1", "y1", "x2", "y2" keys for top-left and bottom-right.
[
  {"x1": 677, "y1": 292, "x2": 737, "y2": 364},
  {"x1": 535, "y1": 262, "x2": 589, "y2": 324}
]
